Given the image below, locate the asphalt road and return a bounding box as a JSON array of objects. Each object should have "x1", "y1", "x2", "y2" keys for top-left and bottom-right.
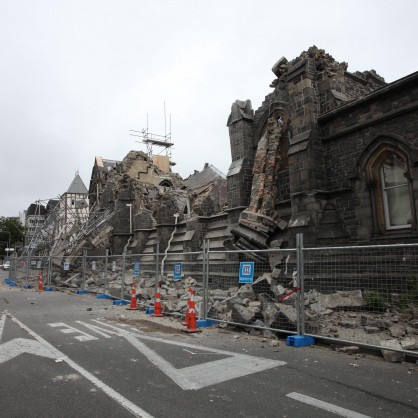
[{"x1": 0, "y1": 277, "x2": 417, "y2": 418}]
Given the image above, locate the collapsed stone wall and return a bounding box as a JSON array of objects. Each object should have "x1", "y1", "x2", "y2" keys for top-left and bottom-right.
[{"x1": 49, "y1": 261, "x2": 418, "y2": 360}]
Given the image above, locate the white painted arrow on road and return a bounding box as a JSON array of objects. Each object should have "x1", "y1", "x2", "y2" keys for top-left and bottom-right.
[{"x1": 0, "y1": 337, "x2": 58, "y2": 364}]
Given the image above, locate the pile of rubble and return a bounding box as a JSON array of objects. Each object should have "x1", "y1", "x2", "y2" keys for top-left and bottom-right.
[{"x1": 49, "y1": 266, "x2": 418, "y2": 361}]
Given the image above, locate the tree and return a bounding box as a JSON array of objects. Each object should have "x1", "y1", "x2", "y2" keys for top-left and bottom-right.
[{"x1": 0, "y1": 217, "x2": 25, "y2": 256}]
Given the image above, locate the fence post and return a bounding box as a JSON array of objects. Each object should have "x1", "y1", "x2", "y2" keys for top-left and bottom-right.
[
  {"x1": 9, "y1": 254, "x2": 15, "y2": 283},
  {"x1": 154, "y1": 243, "x2": 160, "y2": 297},
  {"x1": 47, "y1": 256, "x2": 52, "y2": 288},
  {"x1": 287, "y1": 233, "x2": 315, "y2": 347},
  {"x1": 25, "y1": 250, "x2": 32, "y2": 287},
  {"x1": 104, "y1": 249, "x2": 109, "y2": 294},
  {"x1": 296, "y1": 233, "x2": 302, "y2": 336},
  {"x1": 82, "y1": 250, "x2": 87, "y2": 290},
  {"x1": 121, "y1": 251, "x2": 126, "y2": 300},
  {"x1": 202, "y1": 240, "x2": 208, "y2": 321}
]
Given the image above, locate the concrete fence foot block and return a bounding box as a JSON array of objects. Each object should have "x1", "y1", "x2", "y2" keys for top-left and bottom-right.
[
  {"x1": 96, "y1": 294, "x2": 112, "y2": 299},
  {"x1": 113, "y1": 300, "x2": 130, "y2": 306},
  {"x1": 286, "y1": 336, "x2": 315, "y2": 347},
  {"x1": 196, "y1": 319, "x2": 217, "y2": 328}
]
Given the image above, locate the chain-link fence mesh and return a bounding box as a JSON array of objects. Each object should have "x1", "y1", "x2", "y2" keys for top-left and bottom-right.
[
  {"x1": 206, "y1": 248, "x2": 299, "y2": 335},
  {"x1": 303, "y1": 244, "x2": 418, "y2": 356},
  {"x1": 5, "y1": 237, "x2": 417, "y2": 356}
]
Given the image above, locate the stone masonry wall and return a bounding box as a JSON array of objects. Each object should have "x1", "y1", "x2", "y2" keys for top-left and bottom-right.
[{"x1": 320, "y1": 74, "x2": 418, "y2": 243}]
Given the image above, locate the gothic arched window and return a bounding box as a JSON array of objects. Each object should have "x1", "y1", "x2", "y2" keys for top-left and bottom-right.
[
  {"x1": 366, "y1": 146, "x2": 414, "y2": 232},
  {"x1": 380, "y1": 154, "x2": 411, "y2": 229}
]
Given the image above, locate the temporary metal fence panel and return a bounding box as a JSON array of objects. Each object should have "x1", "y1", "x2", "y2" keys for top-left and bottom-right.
[
  {"x1": 205, "y1": 247, "x2": 299, "y2": 335},
  {"x1": 302, "y1": 243, "x2": 418, "y2": 356},
  {"x1": 159, "y1": 250, "x2": 205, "y2": 317},
  {"x1": 10, "y1": 254, "x2": 49, "y2": 288},
  {"x1": 51, "y1": 255, "x2": 85, "y2": 289},
  {"x1": 9, "y1": 236, "x2": 417, "y2": 357}
]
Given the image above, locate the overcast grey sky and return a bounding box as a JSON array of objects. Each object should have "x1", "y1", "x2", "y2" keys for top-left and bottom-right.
[{"x1": 1, "y1": 0, "x2": 418, "y2": 217}]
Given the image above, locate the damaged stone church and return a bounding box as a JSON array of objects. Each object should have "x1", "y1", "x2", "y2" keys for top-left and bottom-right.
[
  {"x1": 226, "y1": 46, "x2": 418, "y2": 251},
  {"x1": 86, "y1": 46, "x2": 418, "y2": 260}
]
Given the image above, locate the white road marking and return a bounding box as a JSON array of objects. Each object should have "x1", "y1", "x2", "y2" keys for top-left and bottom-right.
[
  {"x1": 0, "y1": 312, "x2": 6, "y2": 342},
  {"x1": 0, "y1": 338, "x2": 57, "y2": 363},
  {"x1": 75, "y1": 321, "x2": 114, "y2": 338},
  {"x1": 182, "y1": 349, "x2": 221, "y2": 356},
  {"x1": 93, "y1": 319, "x2": 286, "y2": 391},
  {"x1": 48, "y1": 322, "x2": 98, "y2": 342},
  {"x1": 4, "y1": 313, "x2": 154, "y2": 418},
  {"x1": 286, "y1": 392, "x2": 372, "y2": 418}
]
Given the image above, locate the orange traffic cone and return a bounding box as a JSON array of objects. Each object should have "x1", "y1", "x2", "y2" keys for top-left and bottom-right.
[
  {"x1": 182, "y1": 288, "x2": 201, "y2": 333},
  {"x1": 37, "y1": 272, "x2": 43, "y2": 292},
  {"x1": 182, "y1": 288, "x2": 191, "y2": 326},
  {"x1": 127, "y1": 281, "x2": 139, "y2": 310},
  {"x1": 152, "y1": 283, "x2": 164, "y2": 317}
]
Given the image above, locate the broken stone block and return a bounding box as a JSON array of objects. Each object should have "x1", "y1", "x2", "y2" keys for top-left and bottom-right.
[
  {"x1": 400, "y1": 338, "x2": 418, "y2": 350},
  {"x1": 248, "y1": 319, "x2": 265, "y2": 336},
  {"x1": 231, "y1": 304, "x2": 255, "y2": 324},
  {"x1": 238, "y1": 283, "x2": 256, "y2": 301},
  {"x1": 261, "y1": 302, "x2": 279, "y2": 326},
  {"x1": 162, "y1": 300, "x2": 176, "y2": 312},
  {"x1": 249, "y1": 328, "x2": 262, "y2": 337},
  {"x1": 167, "y1": 288, "x2": 179, "y2": 297},
  {"x1": 339, "y1": 346, "x2": 360, "y2": 355},
  {"x1": 225, "y1": 293, "x2": 246, "y2": 309},
  {"x1": 212, "y1": 289, "x2": 229, "y2": 300},
  {"x1": 305, "y1": 289, "x2": 321, "y2": 305},
  {"x1": 276, "y1": 285, "x2": 286, "y2": 296},
  {"x1": 338, "y1": 320, "x2": 358, "y2": 329},
  {"x1": 310, "y1": 302, "x2": 329, "y2": 315},
  {"x1": 389, "y1": 325, "x2": 406, "y2": 338},
  {"x1": 270, "y1": 305, "x2": 297, "y2": 331},
  {"x1": 271, "y1": 267, "x2": 281, "y2": 280},
  {"x1": 380, "y1": 340, "x2": 406, "y2": 362},
  {"x1": 364, "y1": 326, "x2": 380, "y2": 334},
  {"x1": 320, "y1": 290, "x2": 363, "y2": 309},
  {"x1": 263, "y1": 329, "x2": 278, "y2": 340},
  {"x1": 176, "y1": 300, "x2": 188, "y2": 312},
  {"x1": 184, "y1": 277, "x2": 197, "y2": 287}
]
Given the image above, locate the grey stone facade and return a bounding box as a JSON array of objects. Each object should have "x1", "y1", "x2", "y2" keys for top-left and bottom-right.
[{"x1": 226, "y1": 46, "x2": 418, "y2": 248}]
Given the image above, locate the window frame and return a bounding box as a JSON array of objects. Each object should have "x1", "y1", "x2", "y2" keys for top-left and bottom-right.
[{"x1": 366, "y1": 146, "x2": 414, "y2": 234}]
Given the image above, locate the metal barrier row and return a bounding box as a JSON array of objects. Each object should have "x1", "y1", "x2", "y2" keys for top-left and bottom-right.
[{"x1": 5, "y1": 235, "x2": 418, "y2": 357}]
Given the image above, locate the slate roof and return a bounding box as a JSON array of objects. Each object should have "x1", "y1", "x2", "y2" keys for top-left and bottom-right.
[
  {"x1": 183, "y1": 163, "x2": 226, "y2": 191},
  {"x1": 184, "y1": 163, "x2": 226, "y2": 190},
  {"x1": 67, "y1": 173, "x2": 88, "y2": 195},
  {"x1": 26, "y1": 203, "x2": 47, "y2": 216}
]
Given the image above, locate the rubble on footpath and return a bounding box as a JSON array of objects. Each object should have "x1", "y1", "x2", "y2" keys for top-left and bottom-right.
[{"x1": 49, "y1": 265, "x2": 418, "y2": 362}]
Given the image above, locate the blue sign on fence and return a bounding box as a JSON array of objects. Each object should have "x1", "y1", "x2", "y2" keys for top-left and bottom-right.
[
  {"x1": 239, "y1": 261, "x2": 254, "y2": 283},
  {"x1": 173, "y1": 263, "x2": 182, "y2": 281},
  {"x1": 133, "y1": 262, "x2": 140, "y2": 277}
]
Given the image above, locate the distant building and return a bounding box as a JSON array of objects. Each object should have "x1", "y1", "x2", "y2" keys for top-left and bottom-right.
[
  {"x1": 58, "y1": 171, "x2": 89, "y2": 235},
  {"x1": 24, "y1": 203, "x2": 47, "y2": 249}
]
